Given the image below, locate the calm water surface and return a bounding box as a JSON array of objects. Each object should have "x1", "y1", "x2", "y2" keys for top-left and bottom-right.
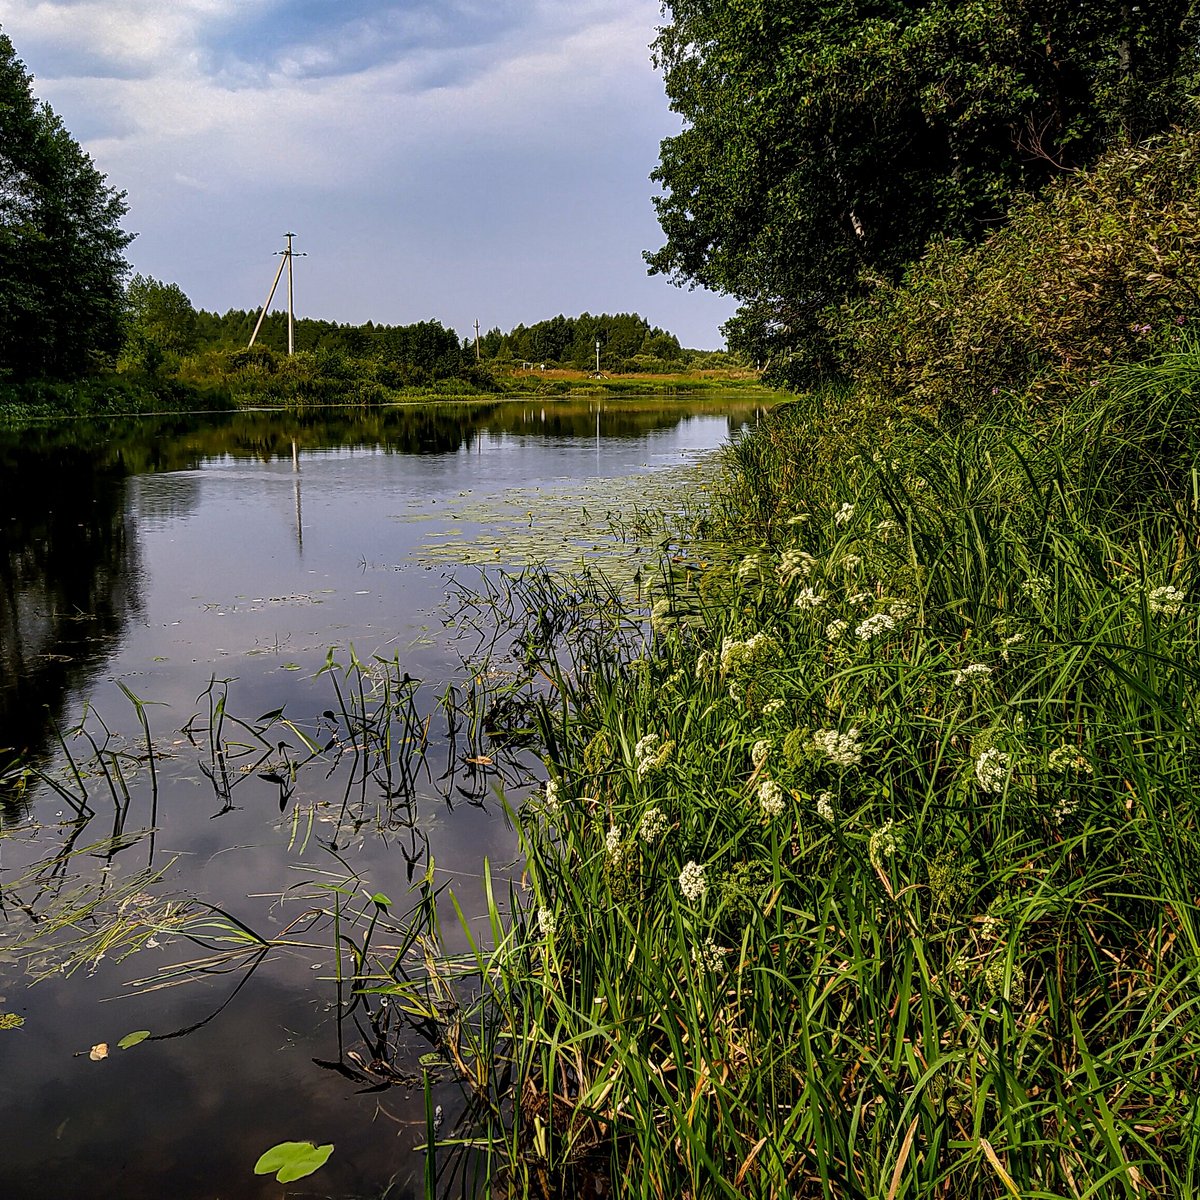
[{"x1": 0, "y1": 396, "x2": 766, "y2": 1199}]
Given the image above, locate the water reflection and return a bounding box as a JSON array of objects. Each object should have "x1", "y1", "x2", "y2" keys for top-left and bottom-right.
[{"x1": 0, "y1": 440, "x2": 143, "y2": 812}]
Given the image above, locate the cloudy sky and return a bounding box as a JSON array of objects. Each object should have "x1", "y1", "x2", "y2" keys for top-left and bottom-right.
[{"x1": 2, "y1": 0, "x2": 737, "y2": 348}]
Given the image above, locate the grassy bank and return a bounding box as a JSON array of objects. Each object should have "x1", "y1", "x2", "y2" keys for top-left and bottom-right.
[{"x1": 439, "y1": 336, "x2": 1200, "y2": 1197}]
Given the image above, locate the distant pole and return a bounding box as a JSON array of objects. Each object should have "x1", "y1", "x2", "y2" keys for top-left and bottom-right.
[
  {"x1": 248, "y1": 232, "x2": 306, "y2": 352},
  {"x1": 474, "y1": 319, "x2": 481, "y2": 363},
  {"x1": 595, "y1": 338, "x2": 600, "y2": 375},
  {"x1": 285, "y1": 232, "x2": 296, "y2": 356}
]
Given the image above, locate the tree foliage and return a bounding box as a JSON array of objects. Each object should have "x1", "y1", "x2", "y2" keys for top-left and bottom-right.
[
  {"x1": 646, "y1": 0, "x2": 1200, "y2": 378},
  {"x1": 0, "y1": 28, "x2": 132, "y2": 381}
]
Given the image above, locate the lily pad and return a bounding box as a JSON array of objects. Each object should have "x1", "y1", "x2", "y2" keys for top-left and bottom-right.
[{"x1": 253, "y1": 1140, "x2": 334, "y2": 1183}]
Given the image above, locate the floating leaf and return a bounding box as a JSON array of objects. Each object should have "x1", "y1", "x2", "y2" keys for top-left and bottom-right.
[
  {"x1": 0, "y1": 1012, "x2": 24, "y2": 1031},
  {"x1": 253, "y1": 1141, "x2": 334, "y2": 1183},
  {"x1": 118, "y1": 1030, "x2": 151, "y2": 1049},
  {"x1": 89, "y1": 1043, "x2": 109, "y2": 1061}
]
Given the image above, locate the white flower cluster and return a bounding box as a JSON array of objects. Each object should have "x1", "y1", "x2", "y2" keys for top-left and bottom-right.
[
  {"x1": 1148, "y1": 584, "x2": 1185, "y2": 617},
  {"x1": 888, "y1": 600, "x2": 915, "y2": 622},
  {"x1": 1000, "y1": 632, "x2": 1024, "y2": 661},
  {"x1": 876, "y1": 519, "x2": 898, "y2": 537},
  {"x1": 793, "y1": 586, "x2": 826, "y2": 610},
  {"x1": 757, "y1": 779, "x2": 788, "y2": 819},
  {"x1": 691, "y1": 936, "x2": 730, "y2": 973},
  {"x1": 816, "y1": 791, "x2": 835, "y2": 822},
  {"x1": 678, "y1": 860, "x2": 707, "y2": 903},
  {"x1": 975, "y1": 747, "x2": 1011, "y2": 794},
  {"x1": 605, "y1": 826, "x2": 624, "y2": 863},
  {"x1": 869, "y1": 820, "x2": 902, "y2": 863},
  {"x1": 719, "y1": 631, "x2": 782, "y2": 676},
  {"x1": 762, "y1": 698, "x2": 786, "y2": 716},
  {"x1": 543, "y1": 778, "x2": 561, "y2": 814},
  {"x1": 952, "y1": 663, "x2": 993, "y2": 688},
  {"x1": 826, "y1": 618, "x2": 849, "y2": 641},
  {"x1": 1022, "y1": 575, "x2": 1051, "y2": 601},
  {"x1": 635, "y1": 733, "x2": 674, "y2": 778},
  {"x1": 847, "y1": 591, "x2": 873, "y2": 605},
  {"x1": 839, "y1": 554, "x2": 862, "y2": 572},
  {"x1": 639, "y1": 807, "x2": 669, "y2": 844},
  {"x1": 811, "y1": 727, "x2": 864, "y2": 768},
  {"x1": 855, "y1": 613, "x2": 895, "y2": 641},
  {"x1": 778, "y1": 548, "x2": 815, "y2": 584},
  {"x1": 834, "y1": 502, "x2": 855, "y2": 525},
  {"x1": 750, "y1": 739, "x2": 771, "y2": 768},
  {"x1": 1048, "y1": 745, "x2": 1093, "y2": 775},
  {"x1": 737, "y1": 553, "x2": 764, "y2": 582},
  {"x1": 537, "y1": 907, "x2": 556, "y2": 939}
]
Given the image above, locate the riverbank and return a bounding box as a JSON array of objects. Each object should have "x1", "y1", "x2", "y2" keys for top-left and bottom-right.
[
  {"x1": 462, "y1": 340, "x2": 1200, "y2": 1197},
  {"x1": 0, "y1": 366, "x2": 763, "y2": 425}
]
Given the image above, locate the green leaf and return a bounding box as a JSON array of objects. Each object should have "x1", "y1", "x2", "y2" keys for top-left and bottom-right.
[
  {"x1": 371, "y1": 892, "x2": 392, "y2": 909},
  {"x1": 118, "y1": 1030, "x2": 151, "y2": 1049},
  {"x1": 253, "y1": 1141, "x2": 334, "y2": 1183}
]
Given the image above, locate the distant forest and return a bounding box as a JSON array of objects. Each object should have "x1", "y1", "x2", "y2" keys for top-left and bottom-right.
[{"x1": 192, "y1": 307, "x2": 724, "y2": 376}]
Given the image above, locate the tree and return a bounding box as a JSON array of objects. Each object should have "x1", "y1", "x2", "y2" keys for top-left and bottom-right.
[
  {"x1": 0, "y1": 28, "x2": 132, "y2": 382},
  {"x1": 123, "y1": 275, "x2": 198, "y2": 372},
  {"x1": 646, "y1": 0, "x2": 1200, "y2": 380}
]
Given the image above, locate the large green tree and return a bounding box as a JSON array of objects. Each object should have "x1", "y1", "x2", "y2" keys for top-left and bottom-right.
[
  {"x1": 646, "y1": 0, "x2": 1200, "y2": 378},
  {"x1": 0, "y1": 28, "x2": 132, "y2": 382}
]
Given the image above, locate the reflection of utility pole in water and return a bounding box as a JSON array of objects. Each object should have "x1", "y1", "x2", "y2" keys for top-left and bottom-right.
[
  {"x1": 292, "y1": 439, "x2": 303, "y2": 553},
  {"x1": 248, "y1": 233, "x2": 307, "y2": 353}
]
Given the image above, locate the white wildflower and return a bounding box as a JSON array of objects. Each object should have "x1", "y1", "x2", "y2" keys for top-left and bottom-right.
[
  {"x1": 678, "y1": 860, "x2": 707, "y2": 903},
  {"x1": 793, "y1": 586, "x2": 826, "y2": 610},
  {"x1": 847, "y1": 591, "x2": 873, "y2": 605},
  {"x1": 543, "y1": 778, "x2": 561, "y2": 814},
  {"x1": 1000, "y1": 633, "x2": 1024, "y2": 661},
  {"x1": 750, "y1": 739, "x2": 771, "y2": 768},
  {"x1": 1148, "y1": 584, "x2": 1185, "y2": 617},
  {"x1": 826, "y1": 618, "x2": 849, "y2": 641},
  {"x1": 839, "y1": 554, "x2": 862, "y2": 572},
  {"x1": 816, "y1": 791, "x2": 835, "y2": 822},
  {"x1": 834, "y1": 502, "x2": 855, "y2": 525},
  {"x1": 952, "y1": 663, "x2": 993, "y2": 688},
  {"x1": 1048, "y1": 745, "x2": 1093, "y2": 775},
  {"x1": 876, "y1": 519, "x2": 897, "y2": 537},
  {"x1": 762, "y1": 697, "x2": 786, "y2": 716},
  {"x1": 737, "y1": 553, "x2": 764, "y2": 582},
  {"x1": 811, "y1": 727, "x2": 864, "y2": 768},
  {"x1": 855, "y1": 613, "x2": 896, "y2": 641},
  {"x1": 635, "y1": 733, "x2": 674, "y2": 778},
  {"x1": 778, "y1": 548, "x2": 816, "y2": 583},
  {"x1": 975, "y1": 747, "x2": 1011, "y2": 794},
  {"x1": 691, "y1": 936, "x2": 730, "y2": 973},
  {"x1": 1050, "y1": 795, "x2": 1080, "y2": 824},
  {"x1": 537, "y1": 907, "x2": 556, "y2": 939},
  {"x1": 640, "y1": 807, "x2": 669, "y2": 844},
  {"x1": 1022, "y1": 575, "x2": 1051, "y2": 601},
  {"x1": 868, "y1": 820, "x2": 902, "y2": 865},
  {"x1": 758, "y1": 779, "x2": 788, "y2": 819},
  {"x1": 887, "y1": 600, "x2": 915, "y2": 622},
  {"x1": 720, "y1": 631, "x2": 782, "y2": 676},
  {"x1": 605, "y1": 826, "x2": 624, "y2": 863}
]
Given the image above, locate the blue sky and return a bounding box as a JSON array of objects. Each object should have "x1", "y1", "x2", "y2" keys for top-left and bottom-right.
[{"x1": 2, "y1": 0, "x2": 736, "y2": 348}]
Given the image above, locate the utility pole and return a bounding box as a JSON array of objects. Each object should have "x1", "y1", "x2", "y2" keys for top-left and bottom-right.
[
  {"x1": 474, "y1": 318, "x2": 481, "y2": 363},
  {"x1": 248, "y1": 233, "x2": 306, "y2": 353}
]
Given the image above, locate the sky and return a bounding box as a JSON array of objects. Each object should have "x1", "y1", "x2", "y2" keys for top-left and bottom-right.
[{"x1": 2, "y1": 0, "x2": 737, "y2": 349}]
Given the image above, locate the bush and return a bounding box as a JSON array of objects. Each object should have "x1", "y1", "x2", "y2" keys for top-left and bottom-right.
[{"x1": 841, "y1": 121, "x2": 1200, "y2": 416}]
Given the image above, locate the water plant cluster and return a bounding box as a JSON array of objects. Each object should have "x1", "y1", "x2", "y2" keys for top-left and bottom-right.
[{"x1": 451, "y1": 341, "x2": 1200, "y2": 1196}]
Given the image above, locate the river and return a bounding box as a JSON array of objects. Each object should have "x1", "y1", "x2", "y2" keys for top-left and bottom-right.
[{"x1": 0, "y1": 394, "x2": 767, "y2": 1199}]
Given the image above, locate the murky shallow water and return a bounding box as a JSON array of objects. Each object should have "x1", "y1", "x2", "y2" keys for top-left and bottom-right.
[{"x1": 0, "y1": 395, "x2": 767, "y2": 1199}]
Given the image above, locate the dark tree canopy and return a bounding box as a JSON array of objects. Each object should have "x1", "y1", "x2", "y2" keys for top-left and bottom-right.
[
  {"x1": 0, "y1": 28, "x2": 132, "y2": 382},
  {"x1": 645, "y1": 0, "x2": 1200, "y2": 375}
]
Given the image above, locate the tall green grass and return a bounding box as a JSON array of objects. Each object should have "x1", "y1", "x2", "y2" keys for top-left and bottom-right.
[{"x1": 455, "y1": 348, "x2": 1200, "y2": 1197}]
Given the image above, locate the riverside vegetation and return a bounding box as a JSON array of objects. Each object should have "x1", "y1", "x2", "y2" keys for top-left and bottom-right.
[{"x1": 400, "y1": 126, "x2": 1200, "y2": 1198}]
